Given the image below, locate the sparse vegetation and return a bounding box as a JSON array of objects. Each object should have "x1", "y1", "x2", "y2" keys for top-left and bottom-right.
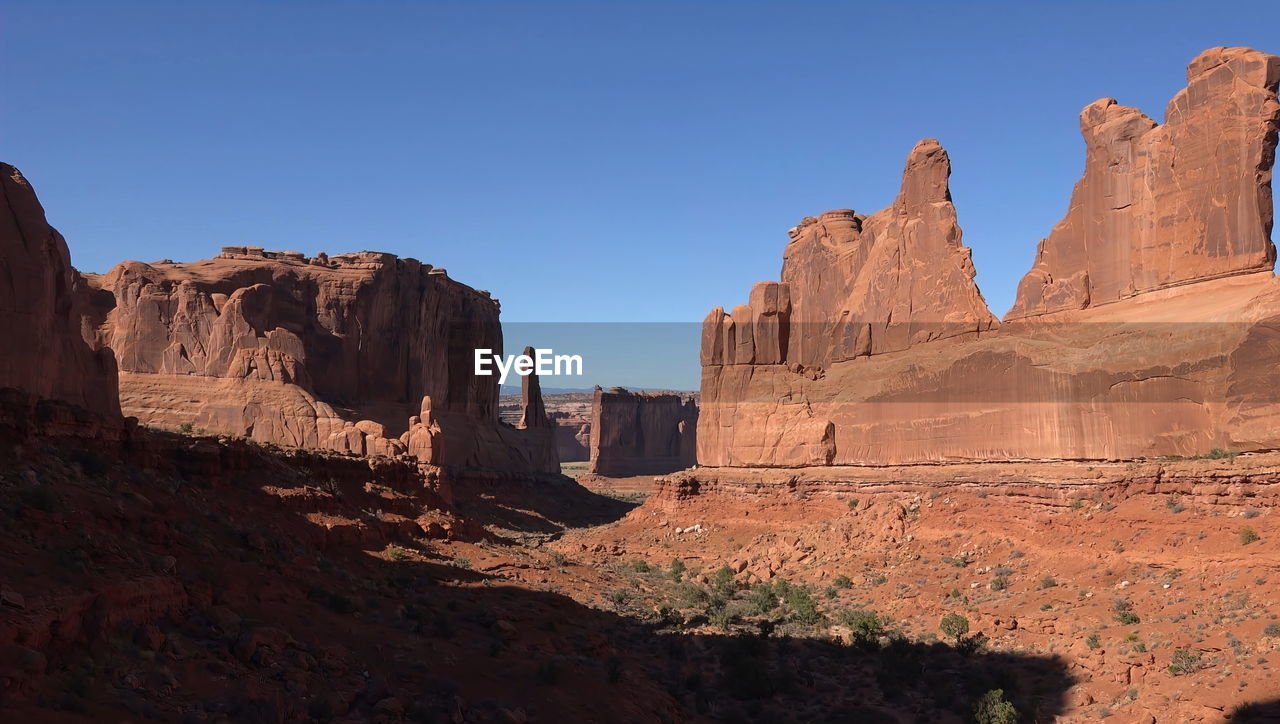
[
  {"x1": 1168, "y1": 648, "x2": 1206, "y2": 676},
  {"x1": 1240, "y1": 527, "x2": 1260, "y2": 545}
]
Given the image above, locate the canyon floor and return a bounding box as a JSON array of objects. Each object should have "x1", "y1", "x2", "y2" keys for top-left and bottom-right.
[{"x1": 4, "y1": 406, "x2": 1280, "y2": 723}]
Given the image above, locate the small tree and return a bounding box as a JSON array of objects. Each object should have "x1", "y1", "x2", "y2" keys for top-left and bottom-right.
[{"x1": 940, "y1": 613, "x2": 969, "y2": 645}]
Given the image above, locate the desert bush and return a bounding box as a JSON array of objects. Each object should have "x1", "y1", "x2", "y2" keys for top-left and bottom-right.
[
  {"x1": 1116, "y1": 611, "x2": 1141, "y2": 625},
  {"x1": 745, "y1": 582, "x2": 779, "y2": 615},
  {"x1": 1240, "y1": 527, "x2": 1260, "y2": 545},
  {"x1": 836, "y1": 608, "x2": 886, "y2": 651},
  {"x1": 974, "y1": 689, "x2": 1018, "y2": 724},
  {"x1": 1263, "y1": 622, "x2": 1280, "y2": 637},
  {"x1": 942, "y1": 553, "x2": 973, "y2": 568},
  {"x1": 940, "y1": 613, "x2": 969, "y2": 644},
  {"x1": 669, "y1": 558, "x2": 688, "y2": 581},
  {"x1": 1040, "y1": 575, "x2": 1057, "y2": 589},
  {"x1": 989, "y1": 575, "x2": 1009, "y2": 591},
  {"x1": 629, "y1": 559, "x2": 651, "y2": 573},
  {"x1": 1086, "y1": 633, "x2": 1101, "y2": 650},
  {"x1": 1167, "y1": 647, "x2": 1206, "y2": 676},
  {"x1": 833, "y1": 574, "x2": 853, "y2": 589},
  {"x1": 711, "y1": 565, "x2": 736, "y2": 597}
]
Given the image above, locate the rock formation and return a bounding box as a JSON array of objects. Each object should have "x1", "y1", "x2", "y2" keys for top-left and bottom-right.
[
  {"x1": 0, "y1": 163, "x2": 120, "y2": 415},
  {"x1": 1009, "y1": 48, "x2": 1280, "y2": 319},
  {"x1": 589, "y1": 387, "x2": 697, "y2": 476},
  {"x1": 86, "y1": 247, "x2": 557, "y2": 472},
  {"x1": 699, "y1": 47, "x2": 1280, "y2": 467},
  {"x1": 551, "y1": 410, "x2": 592, "y2": 462}
]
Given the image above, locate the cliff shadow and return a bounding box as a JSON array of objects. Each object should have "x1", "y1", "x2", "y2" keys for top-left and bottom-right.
[
  {"x1": 0, "y1": 410, "x2": 1071, "y2": 722},
  {"x1": 1227, "y1": 698, "x2": 1280, "y2": 722},
  {"x1": 448, "y1": 471, "x2": 639, "y2": 541}
]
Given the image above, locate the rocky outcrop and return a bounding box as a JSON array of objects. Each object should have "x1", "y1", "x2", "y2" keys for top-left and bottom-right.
[
  {"x1": 699, "y1": 48, "x2": 1280, "y2": 467},
  {"x1": 0, "y1": 163, "x2": 119, "y2": 415},
  {"x1": 589, "y1": 387, "x2": 697, "y2": 476},
  {"x1": 1008, "y1": 47, "x2": 1280, "y2": 319},
  {"x1": 86, "y1": 248, "x2": 556, "y2": 472},
  {"x1": 551, "y1": 410, "x2": 592, "y2": 462}
]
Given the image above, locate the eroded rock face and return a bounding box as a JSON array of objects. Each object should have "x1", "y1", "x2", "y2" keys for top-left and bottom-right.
[
  {"x1": 699, "y1": 47, "x2": 1280, "y2": 467},
  {"x1": 589, "y1": 387, "x2": 697, "y2": 476},
  {"x1": 0, "y1": 163, "x2": 119, "y2": 415},
  {"x1": 87, "y1": 248, "x2": 556, "y2": 472},
  {"x1": 1008, "y1": 47, "x2": 1280, "y2": 319}
]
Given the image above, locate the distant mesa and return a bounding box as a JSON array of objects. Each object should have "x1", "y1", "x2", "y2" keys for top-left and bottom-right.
[{"x1": 589, "y1": 387, "x2": 697, "y2": 476}]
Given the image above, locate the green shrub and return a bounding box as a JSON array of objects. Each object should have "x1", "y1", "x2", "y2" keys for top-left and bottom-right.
[
  {"x1": 777, "y1": 582, "x2": 824, "y2": 626},
  {"x1": 990, "y1": 575, "x2": 1009, "y2": 591},
  {"x1": 711, "y1": 565, "x2": 736, "y2": 596},
  {"x1": 1167, "y1": 648, "x2": 1205, "y2": 676},
  {"x1": 940, "y1": 613, "x2": 969, "y2": 644},
  {"x1": 1116, "y1": 611, "x2": 1141, "y2": 625},
  {"x1": 1086, "y1": 633, "x2": 1101, "y2": 649},
  {"x1": 832, "y1": 574, "x2": 853, "y2": 589},
  {"x1": 630, "y1": 559, "x2": 651, "y2": 573},
  {"x1": 974, "y1": 688, "x2": 1018, "y2": 724},
  {"x1": 669, "y1": 558, "x2": 687, "y2": 581},
  {"x1": 836, "y1": 608, "x2": 886, "y2": 650},
  {"x1": 1240, "y1": 527, "x2": 1260, "y2": 545},
  {"x1": 178, "y1": 422, "x2": 195, "y2": 434}
]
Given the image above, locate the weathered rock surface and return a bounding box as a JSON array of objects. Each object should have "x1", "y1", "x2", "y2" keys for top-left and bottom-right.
[
  {"x1": 0, "y1": 163, "x2": 119, "y2": 415},
  {"x1": 1008, "y1": 47, "x2": 1280, "y2": 319},
  {"x1": 589, "y1": 387, "x2": 697, "y2": 476},
  {"x1": 86, "y1": 248, "x2": 556, "y2": 471},
  {"x1": 700, "y1": 48, "x2": 1280, "y2": 467}
]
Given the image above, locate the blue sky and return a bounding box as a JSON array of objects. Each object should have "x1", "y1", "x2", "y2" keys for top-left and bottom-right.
[{"x1": 6, "y1": 1, "x2": 1279, "y2": 389}]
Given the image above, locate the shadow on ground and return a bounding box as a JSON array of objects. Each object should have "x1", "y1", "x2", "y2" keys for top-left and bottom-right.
[
  {"x1": 1227, "y1": 698, "x2": 1280, "y2": 722},
  {"x1": 0, "y1": 401, "x2": 1071, "y2": 722}
]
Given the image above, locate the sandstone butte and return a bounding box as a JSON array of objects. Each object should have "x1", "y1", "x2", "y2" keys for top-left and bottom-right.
[
  {"x1": 0, "y1": 163, "x2": 120, "y2": 417},
  {"x1": 587, "y1": 386, "x2": 698, "y2": 476},
  {"x1": 77, "y1": 248, "x2": 558, "y2": 473},
  {"x1": 699, "y1": 47, "x2": 1280, "y2": 467}
]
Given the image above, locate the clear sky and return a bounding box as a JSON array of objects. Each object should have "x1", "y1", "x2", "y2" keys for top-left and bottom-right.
[{"x1": 6, "y1": 1, "x2": 1279, "y2": 389}]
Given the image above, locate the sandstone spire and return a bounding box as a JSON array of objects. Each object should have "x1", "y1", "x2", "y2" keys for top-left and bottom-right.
[{"x1": 517, "y1": 345, "x2": 551, "y2": 429}]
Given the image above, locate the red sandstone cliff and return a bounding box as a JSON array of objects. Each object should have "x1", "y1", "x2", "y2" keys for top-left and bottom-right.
[
  {"x1": 85, "y1": 247, "x2": 557, "y2": 472},
  {"x1": 589, "y1": 387, "x2": 697, "y2": 476},
  {"x1": 699, "y1": 47, "x2": 1280, "y2": 467},
  {"x1": 1008, "y1": 47, "x2": 1280, "y2": 319},
  {"x1": 0, "y1": 163, "x2": 120, "y2": 416}
]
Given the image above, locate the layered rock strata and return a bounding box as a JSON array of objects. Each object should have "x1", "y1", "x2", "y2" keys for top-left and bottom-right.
[
  {"x1": 589, "y1": 387, "x2": 697, "y2": 476},
  {"x1": 0, "y1": 163, "x2": 120, "y2": 415},
  {"x1": 700, "y1": 48, "x2": 1280, "y2": 467},
  {"x1": 85, "y1": 248, "x2": 556, "y2": 472}
]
